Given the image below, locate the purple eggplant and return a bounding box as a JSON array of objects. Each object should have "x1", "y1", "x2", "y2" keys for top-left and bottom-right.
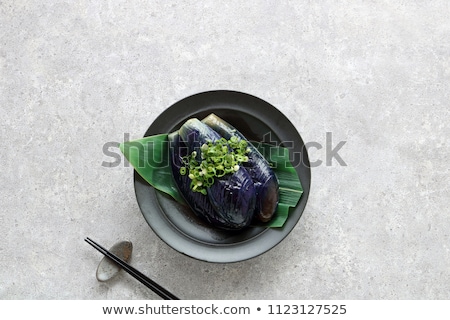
[
  {"x1": 207, "y1": 166, "x2": 256, "y2": 228},
  {"x1": 169, "y1": 119, "x2": 256, "y2": 230},
  {"x1": 202, "y1": 113, "x2": 279, "y2": 222},
  {"x1": 168, "y1": 132, "x2": 231, "y2": 228},
  {"x1": 178, "y1": 118, "x2": 222, "y2": 161}
]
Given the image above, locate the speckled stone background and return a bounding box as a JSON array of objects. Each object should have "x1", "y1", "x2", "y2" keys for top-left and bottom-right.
[{"x1": 1, "y1": 1, "x2": 449, "y2": 299}]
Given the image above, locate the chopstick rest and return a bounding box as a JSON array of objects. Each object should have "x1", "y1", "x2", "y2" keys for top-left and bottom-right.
[
  {"x1": 85, "y1": 237, "x2": 179, "y2": 300},
  {"x1": 96, "y1": 240, "x2": 133, "y2": 282}
]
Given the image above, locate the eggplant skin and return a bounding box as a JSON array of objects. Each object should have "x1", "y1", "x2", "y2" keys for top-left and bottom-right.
[
  {"x1": 178, "y1": 118, "x2": 221, "y2": 160},
  {"x1": 169, "y1": 119, "x2": 257, "y2": 230},
  {"x1": 202, "y1": 113, "x2": 279, "y2": 223},
  {"x1": 207, "y1": 167, "x2": 256, "y2": 229}
]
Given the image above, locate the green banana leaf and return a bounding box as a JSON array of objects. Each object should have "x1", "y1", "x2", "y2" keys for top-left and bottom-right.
[{"x1": 120, "y1": 134, "x2": 303, "y2": 228}]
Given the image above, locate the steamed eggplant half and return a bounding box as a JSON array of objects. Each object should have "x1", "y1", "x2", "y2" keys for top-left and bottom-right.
[
  {"x1": 202, "y1": 114, "x2": 279, "y2": 222},
  {"x1": 169, "y1": 131, "x2": 230, "y2": 228},
  {"x1": 169, "y1": 119, "x2": 256, "y2": 229}
]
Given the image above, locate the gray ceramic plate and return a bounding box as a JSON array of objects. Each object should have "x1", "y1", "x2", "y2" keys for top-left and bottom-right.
[{"x1": 134, "y1": 90, "x2": 311, "y2": 263}]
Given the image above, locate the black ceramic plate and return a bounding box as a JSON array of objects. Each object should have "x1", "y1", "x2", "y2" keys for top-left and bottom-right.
[{"x1": 134, "y1": 90, "x2": 311, "y2": 263}]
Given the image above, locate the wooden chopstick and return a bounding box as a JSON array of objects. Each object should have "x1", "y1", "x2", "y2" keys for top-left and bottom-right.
[{"x1": 85, "y1": 237, "x2": 179, "y2": 300}]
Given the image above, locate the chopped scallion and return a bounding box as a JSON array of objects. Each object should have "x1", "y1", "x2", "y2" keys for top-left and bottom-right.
[{"x1": 179, "y1": 136, "x2": 250, "y2": 194}]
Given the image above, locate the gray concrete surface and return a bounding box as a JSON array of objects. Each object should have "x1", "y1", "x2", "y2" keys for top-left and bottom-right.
[{"x1": 1, "y1": 1, "x2": 449, "y2": 299}]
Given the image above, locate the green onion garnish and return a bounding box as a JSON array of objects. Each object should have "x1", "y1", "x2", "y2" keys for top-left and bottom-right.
[{"x1": 180, "y1": 137, "x2": 249, "y2": 195}]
